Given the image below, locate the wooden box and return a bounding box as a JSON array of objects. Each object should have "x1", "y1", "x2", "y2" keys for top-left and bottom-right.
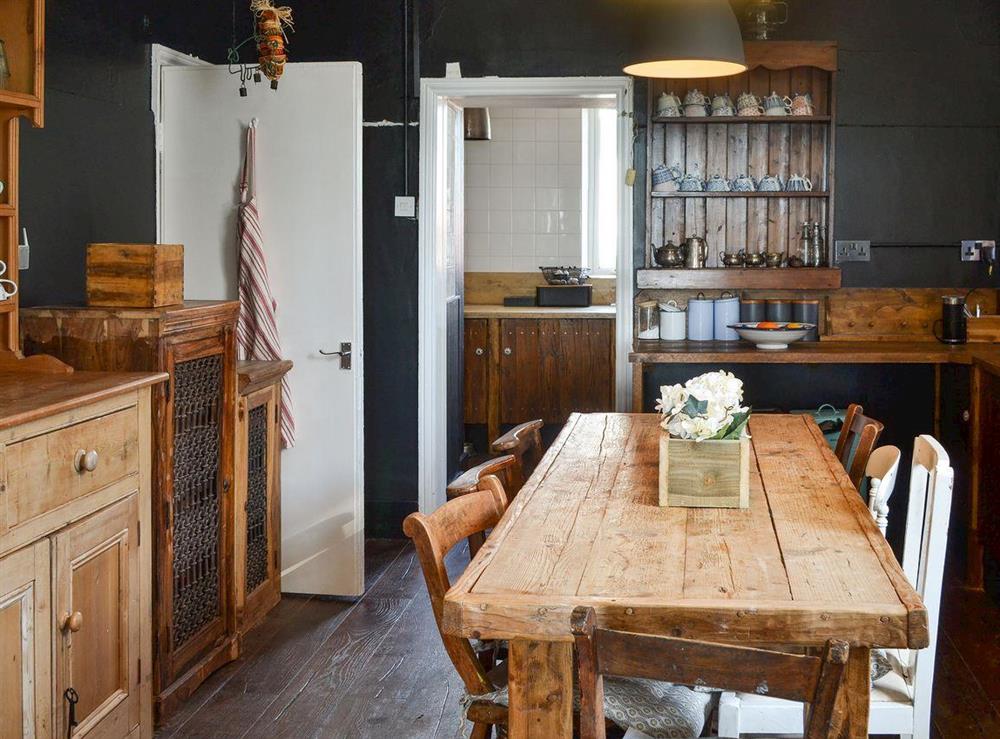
[
  {"x1": 968, "y1": 315, "x2": 1000, "y2": 343},
  {"x1": 658, "y1": 432, "x2": 750, "y2": 508},
  {"x1": 86, "y1": 243, "x2": 184, "y2": 307}
]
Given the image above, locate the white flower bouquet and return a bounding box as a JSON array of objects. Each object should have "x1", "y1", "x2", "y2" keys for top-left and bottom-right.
[{"x1": 655, "y1": 370, "x2": 751, "y2": 442}]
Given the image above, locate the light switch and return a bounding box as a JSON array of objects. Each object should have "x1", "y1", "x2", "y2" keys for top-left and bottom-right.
[{"x1": 394, "y1": 196, "x2": 416, "y2": 218}]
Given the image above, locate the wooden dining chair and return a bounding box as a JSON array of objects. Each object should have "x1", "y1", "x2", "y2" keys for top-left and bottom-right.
[
  {"x1": 834, "y1": 403, "x2": 885, "y2": 489},
  {"x1": 403, "y1": 480, "x2": 510, "y2": 739},
  {"x1": 717, "y1": 435, "x2": 954, "y2": 739},
  {"x1": 446, "y1": 456, "x2": 515, "y2": 557},
  {"x1": 865, "y1": 445, "x2": 902, "y2": 536},
  {"x1": 572, "y1": 606, "x2": 850, "y2": 739},
  {"x1": 490, "y1": 419, "x2": 544, "y2": 496}
]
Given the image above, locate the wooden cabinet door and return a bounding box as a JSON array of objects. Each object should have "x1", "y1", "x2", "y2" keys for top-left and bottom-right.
[
  {"x1": 159, "y1": 332, "x2": 235, "y2": 684},
  {"x1": 463, "y1": 319, "x2": 490, "y2": 424},
  {"x1": 0, "y1": 541, "x2": 51, "y2": 739},
  {"x1": 53, "y1": 495, "x2": 140, "y2": 739},
  {"x1": 971, "y1": 358, "x2": 1000, "y2": 580},
  {"x1": 234, "y1": 386, "x2": 281, "y2": 633},
  {"x1": 554, "y1": 319, "x2": 614, "y2": 417}
]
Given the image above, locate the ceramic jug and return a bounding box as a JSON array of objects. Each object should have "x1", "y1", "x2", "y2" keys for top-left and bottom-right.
[
  {"x1": 659, "y1": 300, "x2": 687, "y2": 341},
  {"x1": 786, "y1": 173, "x2": 813, "y2": 192}
]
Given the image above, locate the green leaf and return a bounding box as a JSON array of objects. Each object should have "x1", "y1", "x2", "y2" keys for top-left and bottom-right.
[
  {"x1": 719, "y1": 409, "x2": 752, "y2": 440},
  {"x1": 682, "y1": 395, "x2": 709, "y2": 418}
]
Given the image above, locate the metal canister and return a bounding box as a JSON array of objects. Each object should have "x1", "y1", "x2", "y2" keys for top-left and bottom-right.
[
  {"x1": 792, "y1": 299, "x2": 820, "y2": 341},
  {"x1": 766, "y1": 299, "x2": 792, "y2": 323},
  {"x1": 659, "y1": 300, "x2": 686, "y2": 341},
  {"x1": 714, "y1": 292, "x2": 740, "y2": 341},
  {"x1": 740, "y1": 298, "x2": 765, "y2": 323},
  {"x1": 687, "y1": 292, "x2": 715, "y2": 341}
]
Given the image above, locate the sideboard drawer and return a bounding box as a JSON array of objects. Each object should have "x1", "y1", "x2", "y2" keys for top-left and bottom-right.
[{"x1": 5, "y1": 407, "x2": 140, "y2": 528}]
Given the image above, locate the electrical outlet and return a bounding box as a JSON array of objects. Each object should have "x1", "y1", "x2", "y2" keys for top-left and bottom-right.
[
  {"x1": 394, "y1": 196, "x2": 416, "y2": 218},
  {"x1": 834, "y1": 240, "x2": 871, "y2": 263},
  {"x1": 962, "y1": 239, "x2": 996, "y2": 262}
]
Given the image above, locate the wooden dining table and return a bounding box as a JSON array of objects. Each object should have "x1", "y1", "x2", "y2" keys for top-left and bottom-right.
[{"x1": 442, "y1": 412, "x2": 927, "y2": 738}]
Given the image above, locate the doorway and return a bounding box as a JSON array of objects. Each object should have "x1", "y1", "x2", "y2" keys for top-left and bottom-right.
[{"x1": 418, "y1": 77, "x2": 634, "y2": 514}]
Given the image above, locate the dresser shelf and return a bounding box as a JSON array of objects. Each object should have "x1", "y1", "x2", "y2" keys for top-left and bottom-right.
[
  {"x1": 636, "y1": 267, "x2": 841, "y2": 291},
  {"x1": 651, "y1": 115, "x2": 831, "y2": 124},
  {"x1": 652, "y1": 191, "x2": 828, "y2": 199}
]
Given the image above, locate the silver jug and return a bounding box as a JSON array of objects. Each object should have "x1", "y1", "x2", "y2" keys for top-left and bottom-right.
[{"x1": 683, "y1": 236, "x2": 708, "y2": 269}]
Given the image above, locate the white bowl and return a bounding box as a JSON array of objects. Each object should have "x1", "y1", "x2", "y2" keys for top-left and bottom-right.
[{"x1": 728, "y1": 322, "x2": 815, "y2": 350}]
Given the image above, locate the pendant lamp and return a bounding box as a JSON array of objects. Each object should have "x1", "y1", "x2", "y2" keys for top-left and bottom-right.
[
  {"x1": 624, "y1": 0, "x2": 747, "y2": 79},
  {"x1": 464, "y1": 108, "x2": 492, "y2": 141}
]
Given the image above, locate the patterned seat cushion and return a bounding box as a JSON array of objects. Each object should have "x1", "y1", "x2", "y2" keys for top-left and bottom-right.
[{"x1": 602, "y1": 678, "x2": 712, "y2": 739}]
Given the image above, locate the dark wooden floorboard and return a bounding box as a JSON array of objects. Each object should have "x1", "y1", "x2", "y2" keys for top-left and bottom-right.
[{"x1": 160, "y1": 539, "x2": 1000, "y2": 739}]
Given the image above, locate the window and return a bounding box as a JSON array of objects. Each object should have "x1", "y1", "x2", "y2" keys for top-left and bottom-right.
[{"x1": 581, "y1": 108, "x2": 619, "y2": 275}]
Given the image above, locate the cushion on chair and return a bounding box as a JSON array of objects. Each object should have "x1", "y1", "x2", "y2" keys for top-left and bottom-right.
[{"x1": 602, "y1": 678, "x2": 712, "y2": 739}]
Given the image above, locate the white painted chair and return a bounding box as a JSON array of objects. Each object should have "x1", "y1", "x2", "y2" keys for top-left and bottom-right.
[
  {"x1": 866, "y1": 445, "x2": 902, "y2": 536},
  {"x1": 717, "y1": 435, "x2": 954, "y2": 739}
]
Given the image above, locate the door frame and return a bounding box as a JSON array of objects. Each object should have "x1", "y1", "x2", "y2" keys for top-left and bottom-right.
[{"x1": 418, "y1": 76, "x2": 635, "y2": 514}]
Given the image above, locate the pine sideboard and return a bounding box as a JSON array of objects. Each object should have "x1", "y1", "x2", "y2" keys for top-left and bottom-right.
[{"x1": 0, "y1": 370, "x2": 165, "y2": 738}]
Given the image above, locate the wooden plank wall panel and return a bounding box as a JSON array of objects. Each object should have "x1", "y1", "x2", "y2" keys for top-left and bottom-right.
[
  {"x1": 767, "y1": 122, "x2": 790, "y2": 255},
  {"x1": 726, "y1": 124, "x2": 749, "y2": 252},
  {"x1": 705, "y1": 124, "x2": 728, "y2": 264},
  {"x1": 663, "y1": 124, "x2": 686, "y2": 250}
]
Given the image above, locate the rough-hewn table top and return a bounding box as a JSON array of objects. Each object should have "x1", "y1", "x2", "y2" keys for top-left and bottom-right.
[{"x1": 443, "y1": 413, "x2": 926, "y2": 649}]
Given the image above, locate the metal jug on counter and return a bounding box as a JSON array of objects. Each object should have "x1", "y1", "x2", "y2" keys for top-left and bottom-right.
[
  {"x1": 934, "y1": 295, "x2": 969, "y2": 344},
  {"x1": 683, "y1": 236, "x2": 708, "y2": 269}
]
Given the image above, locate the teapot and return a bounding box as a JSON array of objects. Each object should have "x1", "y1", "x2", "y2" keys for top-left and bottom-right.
[
  {"x1": 790, "y1": 92, "x2": 814, "y2": 116},
  {"x1": 786, "y1": 173, "x2": 813, "y2": 192},
  {"x1": 678, "y1": 173, "x2": 705, "y2": 192},
  {"x1": 736, "y1": 92, "x2": 765, "y2": 116},
  {"x1": 757, "y1": 174, "x2": 784, "y2": 192},
  {"x1": 657, "y1": 92, "x2": 683, "y2": 117},
  {"x1": 763, "y1": 91, "x2": 793, "y2": 116},
  {"x1": 731, "y1": 173, "x2": 757, "y2": 192},
  {"x1": 683, "y1": 236, "x2": 708, "y2": 269},
  {"x1": 710, "y1": 93, "x2": 735, "y2": 117},
  {"x1": 705, "y1": 174, "x2": 731, "y2": 192},
  {"x1": 652, "y1": 163, "x2": 682, "y2": 193},
  {"x1": 720, "y1": 250, "x2": 745, "y2": 267},
  {"x1": 683, "y1": 88, "x2": 710, "y2": 117},
  {"x1": 654, "y1": 240, "x2": 685, "y2": 268}
]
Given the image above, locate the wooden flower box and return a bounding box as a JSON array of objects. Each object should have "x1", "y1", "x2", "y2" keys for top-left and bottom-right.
[{"x1": 658, "y1": 432, "x2": 750, "y2": 508}]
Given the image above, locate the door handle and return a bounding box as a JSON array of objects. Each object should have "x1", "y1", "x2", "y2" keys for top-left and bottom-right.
[{"x1": 320, "y1": 342, "x2": 352, "y2": 370}]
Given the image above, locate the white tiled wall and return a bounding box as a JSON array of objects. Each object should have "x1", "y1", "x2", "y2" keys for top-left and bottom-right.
[{"x1": 465, "y1": 107, "x2": 583, "y2": 272}]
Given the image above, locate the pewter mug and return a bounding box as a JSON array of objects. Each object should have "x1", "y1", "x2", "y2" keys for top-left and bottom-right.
[{"x1": 683, "y1": 236, "x2": 708, "y2": 269}]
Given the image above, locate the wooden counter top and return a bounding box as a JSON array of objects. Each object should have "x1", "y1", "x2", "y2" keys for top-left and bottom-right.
[
  {"x1": 630, "y1": 340, "x2": 1000, "y2": 365},
  {"x1": 464, "y1": 304, "x2": 616, "y2": 319},
  {"x1": 0, "y1": 371, "x2": 168, "y2": 430}
]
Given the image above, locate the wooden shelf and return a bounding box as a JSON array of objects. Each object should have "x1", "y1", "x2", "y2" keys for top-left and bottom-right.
[
  {"x1": 652, "y1": 191, "x2": 827, "y2": 199},
  {"x1": 0, "y1": 90, "x2": 41, "y2": 110},
  {"x1": 0, "y1": 205, "x2": 15, "y2": 217},
  {"x1": 636, "y1": 268, "x2": 841, "y2": 290},
  {"x1": 652, "y1": 115, "x2": 831, "y2": 124},
  {"x1": 0, "y1": 300, "x2": 16, "y2": 314}
]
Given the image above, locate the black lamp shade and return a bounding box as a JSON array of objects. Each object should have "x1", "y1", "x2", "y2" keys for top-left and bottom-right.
[
  {"x1": 464, "y1": 108, "x2": 492, "y2": 141},
  {"x1": 625, "y1": 0, "x2": 747, "y2": 79}
]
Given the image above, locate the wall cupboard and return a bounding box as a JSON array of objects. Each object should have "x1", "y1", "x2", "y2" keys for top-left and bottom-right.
[{"x1": 0, "y1": 378, "x2": 159, "y2": 739}]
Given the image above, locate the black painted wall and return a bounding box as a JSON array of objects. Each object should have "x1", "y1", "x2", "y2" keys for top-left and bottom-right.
[{"x1": 18, "y1": 0, "x2": 1000, "y2": 536}]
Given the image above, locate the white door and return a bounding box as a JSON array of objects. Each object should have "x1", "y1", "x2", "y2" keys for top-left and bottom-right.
[{"x1": 158, "y1": 62, "x2": 365, "y2": 596}]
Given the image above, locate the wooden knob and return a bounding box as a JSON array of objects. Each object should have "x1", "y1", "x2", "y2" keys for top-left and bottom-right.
[
  {"x1": 62, "y1": 611, "x2": 83, "y2": 633},
  {"x1": 74, "y1": 449, "x2": 99, "y2": 473}
]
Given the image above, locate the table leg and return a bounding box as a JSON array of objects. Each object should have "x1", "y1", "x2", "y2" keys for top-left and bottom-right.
[
  {"x1": 839, "y1": 645, "x2": 871, "y2": 739},
  {"x1": 508, "y1": 639, "x2": 573, "y2": 738}
]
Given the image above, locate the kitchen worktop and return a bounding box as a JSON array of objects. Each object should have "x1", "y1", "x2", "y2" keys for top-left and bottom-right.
[
  {"x1": 464, "y1": 304, "x2": 616, "y2": 319},
  {"x1": 0, "y1": 370, "x2": 168, "y2": 430},
  {"x1": 630, "y1": 340, "x2": 1000, "y2": 365}
]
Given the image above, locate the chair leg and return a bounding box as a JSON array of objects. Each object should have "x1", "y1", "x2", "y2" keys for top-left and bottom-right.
[{"x1": 470, "y1": 722, "x2": 492, "y2": 739}]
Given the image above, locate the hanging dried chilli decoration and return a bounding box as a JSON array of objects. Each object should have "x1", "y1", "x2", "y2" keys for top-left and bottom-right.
[
  {"x1": 252, "y1": 0, "x2": 294, "y2": 89},
  {"x1": 226, "y1": 0, "x2": 294, "y2": 96}
]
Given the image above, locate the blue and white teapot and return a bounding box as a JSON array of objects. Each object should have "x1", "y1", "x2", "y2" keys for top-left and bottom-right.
[
  {"x1": 731, "y1": 173, "x2": 757, "y2": 192},
  {"x1": 757, "y1": 174, "x2": 784, "y2": 192},
  {"x1": 678, "y1": 173, "x2": 705, "y2": 192},
  {"x1": 705, "y1": 174, "x2": 731, "y2": 192},
  {"x1": 652, "y1": 163, "x2": 682, "y2": 192}
]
